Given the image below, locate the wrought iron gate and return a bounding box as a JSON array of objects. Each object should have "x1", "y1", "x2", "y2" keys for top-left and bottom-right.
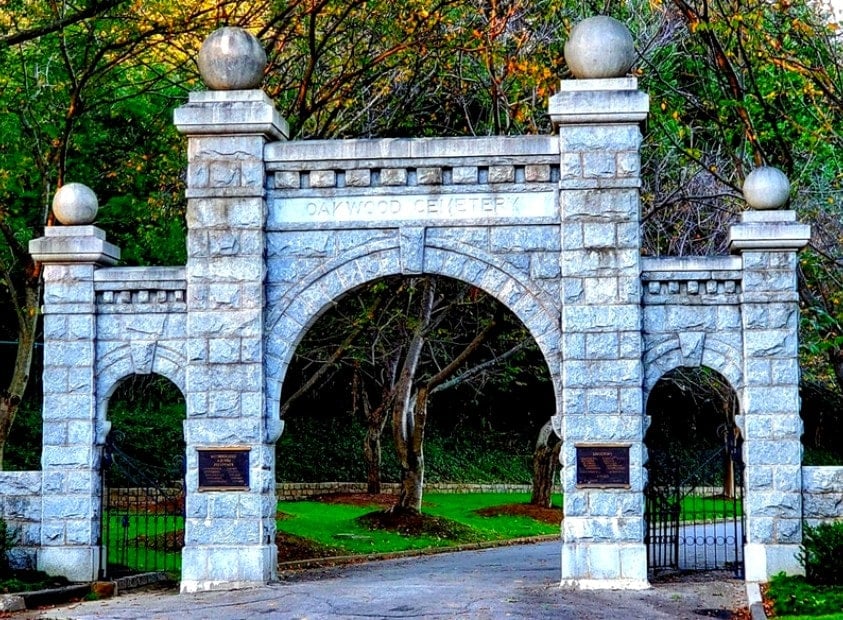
[
  {"x1": 100, "y1": 433, "x2": 185, "y2": 578},
  {"x1": 645, "y1": 426, "x2": 745, "y2": 578}
]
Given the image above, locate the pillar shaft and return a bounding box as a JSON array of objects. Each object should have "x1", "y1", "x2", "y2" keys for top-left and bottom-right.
[
  {"x1": 29, "y1": 226, "x2": 119, "y2": 581},
  {"x1": 730, "y1": 211, "x2": 810, "y2": 581},
  {"x1": 550, "y1": 78, "x2": 650, "y2": 588},
  {"x1": 174, "y1": 89, "x2": 287, "y2": 592}
]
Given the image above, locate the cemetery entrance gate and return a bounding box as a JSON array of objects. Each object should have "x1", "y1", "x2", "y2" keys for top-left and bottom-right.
[
  {"x1": 27, "y1": 26, "x2": 810, "y2": 592},
  {"x1": 645, "y1": 423, "x2": 745, "y2": 577}
]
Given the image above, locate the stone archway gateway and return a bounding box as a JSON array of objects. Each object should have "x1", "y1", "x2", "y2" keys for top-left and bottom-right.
[{"x1": 21, "y1": 18, "x2": 813, "y2": 592}]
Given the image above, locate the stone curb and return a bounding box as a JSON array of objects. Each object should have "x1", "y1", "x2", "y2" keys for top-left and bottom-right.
[
  {"x1": 0, "y1": 572, "x2": 170, "y2": 612},
  {"x1": 0, "y1": 593, "x2": 26, "y2": 612},
  {"x1": 112, "y1": 571, "x2": 171, "y2": 592},
  {"x1": 746, "y1": 582, "x2": 767, "y2": 620},
  {"x1": 17, "y1": 583, "x2": 91, "y2": 609},
  {"x1": 278, "y1": 534, "x2": 560, "y2": 572}
]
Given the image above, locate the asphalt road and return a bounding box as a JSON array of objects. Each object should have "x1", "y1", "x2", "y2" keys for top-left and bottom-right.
[{"x1": 28, "y1": 541, "x2": 749, "y2": 620}]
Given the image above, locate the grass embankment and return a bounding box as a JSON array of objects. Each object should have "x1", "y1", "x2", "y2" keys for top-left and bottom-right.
[
  {"x1": 679, "y1": 494, "x2": 742, "y2": 520},
  {"x1": 97, "y1": 492, "x2": 560, "y2": 573},
  {"x1": 765, "y1": 574, "x2": 843, "y2": 619},
  {"x1": 96, "y1": 491, "x2": 740, "y2": 574},
  {"x1": 102, "y1": 513, "x2": 183, "y2": 573},
  {"x1": 276, "y1": 492, "x2": 561, "y2": 557}
]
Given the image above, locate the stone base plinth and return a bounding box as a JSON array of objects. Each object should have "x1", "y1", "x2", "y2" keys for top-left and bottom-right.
[
  {"x1": 180, "y1": 544, "x2": 277, "y2": 593},
  {"x1": 561, "y1": 541, "x2": 649, "y2": 589},
  {"x1": 38, "y1": 546, "x2": 99, "y2": 583},
  {"x1": 744, "y1": 543, "x2": 803, "y2": 582}
]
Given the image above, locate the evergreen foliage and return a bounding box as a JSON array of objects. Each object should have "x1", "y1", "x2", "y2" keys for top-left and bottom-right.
[
  {"x1": 105, "y1": 375, "x2": 186, "y2": 470},
  {"x1": 800, "y1": 521, "x2": 843, "y2": 586},
  {"x1": 1, "y1": 400, "x2": 41, "y2": 471},
  {"x1": 0, "y1": 517, "x2": 16, "y2": 577},
  {"x1": 276, "y1": 413, "x2": 533, "y2": 483},
  {"x1": 2, "y1": 0, "x2": 843, "y2": 472}
]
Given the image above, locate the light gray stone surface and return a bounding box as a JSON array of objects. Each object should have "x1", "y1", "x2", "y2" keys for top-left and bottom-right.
[
  {"x1": 802, "y1": 466, "x2": 843, "y2": 526},
  {"x1": 197, "y1": 27, "x2": 266, "y2": 91},
  {"x1": 564, "y1": 16, "x2": 636, "y2": 79},
  {"x1": 743, "y1": 166, "x2": 790, "y2": 210},
  {"x1": 0, "y1": 472, "x2": 41, "y2": 570},
  {"x1": 52, "y1": 183, "x2": 99, "y2": 225},
  {"x1": 19, "y1": 30, "x2": 818, "y2": 592}
]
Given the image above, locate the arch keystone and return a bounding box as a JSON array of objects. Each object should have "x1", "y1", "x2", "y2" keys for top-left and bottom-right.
[{"x1": 678, "y1": 331, "x2": 705, "y2": 367}]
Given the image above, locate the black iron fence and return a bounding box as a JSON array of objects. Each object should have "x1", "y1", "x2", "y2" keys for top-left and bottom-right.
[
  {"x1": 645, "y1": 436, "x2": 745, "y2": 578},
  {"x1": 100, "y1": 436, "x2": 184, "y2": 578}
]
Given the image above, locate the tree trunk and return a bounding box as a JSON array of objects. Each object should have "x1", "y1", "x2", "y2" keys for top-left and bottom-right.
[
  {"x1": 389, "y1": 277, "x2": 504, "y2": 514},
  {"x1": 829, "y1": 347, "x2": 843, "y2": 399},
  {"x1": 723, "y1": 451, "x2": 735, "y2": 499},
  {"x1": 395, "y1": 386, "x2": 429, "y2": 513},
  {"x1": 530, "y1": 419, "x2": 561, "y2": 507},
  {"x1": 364, "y1": 402, "x2": 390, "y2": 495},
  {"x1": 364, "y1": 427, "x2": 382, "y2": 494},
  {"x1": 391, "y1": 278, "x2": 435, "y2": 514},
  {"x1": 0, "y1": 274, "x2": 40, "y2": 470}
]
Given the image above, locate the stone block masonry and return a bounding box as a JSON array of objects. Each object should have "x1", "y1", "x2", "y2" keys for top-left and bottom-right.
[
  {"x1": 0, "y1": 472, "x2": 41, "y2": 570},
  {"x1": 730, "y1": 212, "x2": 811, "y2": 581},
  {"x1": 175, "y1": 88, "x2": 286, "y2": 593},
  {"x1": 551, "y1": 77, "x2": 649, "y2": 589},
  {"x1": 802, "y1": 467, "x2": 843, "y2": 527},
  {"x1": 21, "y1": 30, "x2": 814, "y2": 593}
]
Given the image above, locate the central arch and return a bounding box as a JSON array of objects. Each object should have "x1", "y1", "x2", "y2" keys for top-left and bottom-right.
[{"x1": 265, "y1": 242, "x2": 563, "y2": 428}]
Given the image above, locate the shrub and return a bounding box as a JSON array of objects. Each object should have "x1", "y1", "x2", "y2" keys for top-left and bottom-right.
[
  {"x1": 0, "y1": 517, "x2": 17, "y2": 577},
  {"x1": 275, "y1": 414, "x2": 533, "y2": 483},
  {"x1": 2, "y1": 399, "x2": 42, "y2": 471},
  {"x1": 800, "y1": 521, "x2": 843, "y2": 586}
]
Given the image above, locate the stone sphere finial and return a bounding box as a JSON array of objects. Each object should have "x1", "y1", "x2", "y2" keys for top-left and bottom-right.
[
  {"x1": 197, "y1": 27, "x2": 267, "y2": 90},
  {"x1": 52, "y1": 183, "x2": 98, "y2": 225},
  {"x1": 564, "y1": 16, "x2": 636, "y2": 79},
  {"x1": 743, "y1": 166, "x2": 790, "y2": 210}
]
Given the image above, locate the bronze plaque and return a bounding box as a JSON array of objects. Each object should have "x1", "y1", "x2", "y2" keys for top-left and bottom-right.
[
  {"x1": 198, "y1": 448, "x2": 250, "y2": 491},
  {"x1": 576, "y1": 445, "x2": 630, "y2": 487}
]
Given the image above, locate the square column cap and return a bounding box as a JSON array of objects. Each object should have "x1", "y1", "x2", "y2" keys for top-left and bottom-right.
[
  {"x1": 29, "y1": 226, "x2": 120, "y2": 265},
  {"x1": 549, "y1": 78, "x2": 649, "y2": 125},
  {"x1": 728, "y1": 210, "x2": 811, "y2": 252},
  {"x1": 174, "y1": 90, "x2": 289, "y2": 140}
]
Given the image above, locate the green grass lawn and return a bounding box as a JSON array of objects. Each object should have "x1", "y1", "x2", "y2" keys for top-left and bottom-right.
[
  {"x1": 99, "y1": 491, "x2": 739, "y2": 573},
  {"x1": 775, "y1": 611, "x2": 843, "y2": 620},
  {"x1": 98, "y1": 492, "x2": 560, "y2": 573},
  {"x1": 678, "y1": 495, "x2": 742, "y2": 521},
  {"x1": 275, "y1": 492, "x2": 561, "y2": 556},
  {"x1": 765, "y1": 574, "x2": 843, "y2": 619}
]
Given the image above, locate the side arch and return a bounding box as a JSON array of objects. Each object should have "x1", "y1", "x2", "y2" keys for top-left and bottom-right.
[
  {"x1": 642, "y1": 333, "x2": 743, "y2": 406},
  {"x1": 95, "y1": 342, "x2": 187, "y2": 445},
  {"x1": 265, "y1": 241, "x2": 562, "y2": 426}
]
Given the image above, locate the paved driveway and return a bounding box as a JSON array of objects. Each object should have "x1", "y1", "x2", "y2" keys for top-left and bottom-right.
[{"x1": 31, "y1": 541, "x2": 748, "y2": 619}]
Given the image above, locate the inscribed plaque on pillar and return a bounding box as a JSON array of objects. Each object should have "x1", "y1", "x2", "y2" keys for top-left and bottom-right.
[
  {"x1": 198, "y1": 448, "x2": 250, "y2": 491},
  {"x1": 575, "y1": 445, "x2": 630, "y2": 488}
]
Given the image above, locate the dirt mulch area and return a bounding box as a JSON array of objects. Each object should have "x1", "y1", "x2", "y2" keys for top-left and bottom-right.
[
  {"x1": 474, "y1": 503, "x2": 562, "y2": 525},
  {"x1": 356, "y1": 508, "x2": 480, "y2": 541},
  {"x1": 276, "y1": 532, "x2": 342, "y2": 561},
  {"x1": 308, "y1": 493, "x2": 562, "y2": 526},
  {"x1": 309, "y1": 493, "x2": 397, "y2": 508},
  {"x1": 760, "y1": 583, "x2": 775, "y2": 618}
]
